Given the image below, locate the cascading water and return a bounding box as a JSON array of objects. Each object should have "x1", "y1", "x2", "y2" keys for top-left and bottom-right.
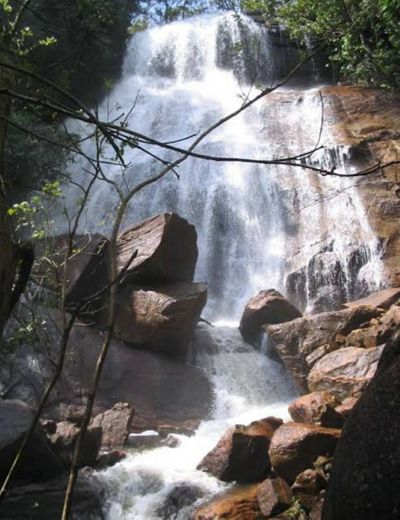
[{"x1": 63, "y1": 12, "x2": 387, "y2": 518}]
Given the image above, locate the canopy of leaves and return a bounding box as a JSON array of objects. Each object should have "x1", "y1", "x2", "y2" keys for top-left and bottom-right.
[{"x1": 241, "y1": 0, "x2": 400, "y2": 90}]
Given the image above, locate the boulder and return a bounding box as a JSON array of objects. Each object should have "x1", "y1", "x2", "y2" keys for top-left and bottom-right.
[
  {"x1": 96, "y1": 449, "x2": 127, "y2": 469},
  {"x1": 91, "y1": 402, "x2": 134, "y2": 449},
  {"x1": 113, "y1": 282, "x2": 207, "y2": 356},
  {"x1": 156, "y1": 484, "x2": 204, "y2": 519},
  {"x1": 343, "y1": 287, "x2": 400, "y2": 310},
  {"x1": 0, "y1": 400, "x2": 63, "y2": 483},
  {"x1": 257, "y1": 478, "x2": 293, "y2": 517},
  {"x1": 240, "y1": 289, "x2": 301, "y2": 345},
  {"x1": 266, "y1": 305, "x2": 382, "y2": 392},
  {"x1": 193, "y1": 484, "x2": 263, "y2": 520},
  {"x1": 48, "y1": 421, "x2": 102, "y2": 468},
  {"x1": 307, "y1": 345, "x2": 384, "y2": 400},
  {"x1": 288, "y1": 392, "x2": 344, "y2": 428},
  {"x1": 291, "y1": 469, "x2": 327, "y2": 511},
  {"x1": 323, "y1": 333, "x2": 400, "y2": 520},
  {"x1": 116, "y1": 213, "x2": 198, "y2": 283},
  {"x1": 334, "y1": 396, "x2": 358, "y2": 418},
  {"x1": 0, "y1": 475, "x2": 103, "y2": 520},
  {"x1": 269, "y1": 422, "x2": 340, "y2": 484},
  {"x1": 197, "y1": 417, "x2": 282, "y2": 483}
]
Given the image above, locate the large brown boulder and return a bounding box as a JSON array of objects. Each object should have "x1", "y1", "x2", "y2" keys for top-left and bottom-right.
[
  {"x1": 116, "y1": 213, "x2": 198, "y2": 283},
  {"x1": 113, "y1": 281, "x2": 207, "y2": 356},
  {"x1": 197, "y1": 417, "x2": 282, "y2": 483},
  {"x1": 193, "y1": 484, "x2": 264, "y2": 520},
  {"x1": 265, "y1": 305, "x2": 383, "y2": 392},
  {"x1": 0, "y1": 400, "x2": 63, "y2": 483},
  {"x1": 269, "y1": 422, "x2": 340, "y2": 484},
  {"x1": 307, "y1": 346, "x2": 384, "y2": 400},
  {"x1": 322, "y1": 333, "x2": 400, "y2": 520},
  {"x1": 289, "y1": 392, "x2": 344, "y2": 428},
  {"x1": 240, "y1": 289, "x2": 301, "y2": 345},
  {"x1": 48, "y1": 421, "x2": 102, "y2": 468},
  {"x1": 91, "y1": 402, "x2": 134, "y2": 450},
  {"x1": 343, "y1": 287, "x2": 400, "y2": 310}
]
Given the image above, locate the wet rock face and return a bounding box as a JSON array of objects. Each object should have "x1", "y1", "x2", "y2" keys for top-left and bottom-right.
[
  {"x1": 268, "y1": 422, "x2": 340, "y2": 484},
  {"x1": 197, "y1": 417, "x2": 282, "y2": 483},
  {"x1": 257, "y1": 477, "x2": 293, "y2": 517},
  {"x1": 116, "y1": 213, "x2": 198, "y2": 284},
  {"x1": 323, "y1": 333, "x2": 400, "y2": 520},
  {"x1": 239, "y1": 289, "x2": 302, "y2": 346}
]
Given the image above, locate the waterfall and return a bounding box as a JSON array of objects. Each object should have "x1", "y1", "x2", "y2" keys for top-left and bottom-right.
[
  {"x1": 66, "y1": 12, "x2": 384, "y2": 319},
  {"x1": 62, "y1": 12, "x2": 387, "y2": 518}
]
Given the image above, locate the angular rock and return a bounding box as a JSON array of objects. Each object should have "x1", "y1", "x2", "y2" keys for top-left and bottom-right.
[
  {"x1": 193, "y1": 484, "x2": 263, "y2": 520},
  {"x1": 116, "y1": 213, "x2": 198, "y2": 283},
  {"x1": 269, "y1": 422, "x2": 340, "y2": 483},
  {"x1": 288, "y1": 392, "x2": 344, "y2": 428},
  {"x1": 240, "y1": 289, "x2": 301, "y2": 345},
  {"x1": 0, "y1": 400, "x2": 63, "y2": 483},
  {"x1": 308, "y1": 346, "x2": 384, "y2": 400},
  {"x1": 334, "y1": 396, "x2": 358, "y2": 418},
  {"x1": 48, "y1": 421, "x2": 102, "y2": 468},
  {"x1": 291, "y1": 469, "x2": 327, "y2": 511},
  {"x1": 257, "y1": 477, "x2": 293, "y2": 517},
  {"x1": 266, "y1": 305, "x2": 382, "y2": 392},
  {"x1": 156, "y1": 484, "x2": 204, "y2": 519},
  {"x1": 343, "y1": 287, "x2": 400, "y2": 310},
  {"x1": 91, "y1": 402, "x2": 134, "y2": 449},
  {"x1": 113, "y1": 281, "x2": 207, "y2": 356},
  {"x1": 197, "y1": 417, "x2": 282, "y2": 483},
  {"x1": 323, "y1": 332, "x2": 400, "y2": 520}
]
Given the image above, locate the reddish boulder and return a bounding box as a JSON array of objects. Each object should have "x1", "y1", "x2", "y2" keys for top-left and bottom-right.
[
  {"x1": 91, "y1": 402, "x2": 134, "y2": 449},
  {"x1": 193, "y1": 484, "x2": 263, "y2": 520},
  {"x1": 334, "y1": 396, "x2": 358, "y2": 418},
  {"x1": 257, "y1": 477, "x2": 293, "y2": 517},
  {"x1": 113, "y1": 282, "x2": 207, "y2": 356},
  {"x1": 49, "y1": 421, "x2": 102, "y2": 468},
  {"x1": 116, "y1": 213, "x2": 198, "y2": 283},
  {"x1": 269, "y1": 422, "x2": 340, "y2": 483},
  {"x1": 197, "y1": 417, "x2": 282, "y2": 483},
  {"x1": 240, "y1": 289, "x2": 301, "y2": 345},
  {"x1": 343, "y1": 287, "x2": 400, "y2": 311},
  {"x1": 307, "y1": 346, "x2": 384, "y2": 400},
  {"x1": 289, "y1": 392, "x2": 344, "y2": 428}
]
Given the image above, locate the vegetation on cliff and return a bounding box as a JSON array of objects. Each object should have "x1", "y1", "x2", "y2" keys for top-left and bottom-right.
[{"x1": 242, "y1": 0, "x2": 400, "y2": 90}]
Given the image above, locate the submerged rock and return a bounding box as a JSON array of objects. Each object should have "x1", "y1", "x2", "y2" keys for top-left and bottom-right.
[
  {"x1": 197, "y1": 417, "x2": 282, "y2": 483},
  {"x1": 268, "y1": 422, "x2": 340, "y2": 484},
  {"x1": 240, "y1": 289, "x2": 301, "y2": 346},
  {"x1": 156, "y1": 484, "x2": 204, "y2": 519}
]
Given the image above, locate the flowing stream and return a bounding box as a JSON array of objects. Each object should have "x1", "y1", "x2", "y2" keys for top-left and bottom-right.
[{"x1": 64, "y1": 12, "x2": 387, "y2": 518}]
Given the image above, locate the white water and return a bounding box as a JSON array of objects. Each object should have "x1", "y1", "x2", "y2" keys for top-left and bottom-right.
[{"x1": 63, "y1": 12, "x2": 387, "y2": 518}]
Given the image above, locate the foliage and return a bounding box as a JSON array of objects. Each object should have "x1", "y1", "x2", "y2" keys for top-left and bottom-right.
[{"x1": 241, "y1": 0, "x2": 400, "y2": 90}]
